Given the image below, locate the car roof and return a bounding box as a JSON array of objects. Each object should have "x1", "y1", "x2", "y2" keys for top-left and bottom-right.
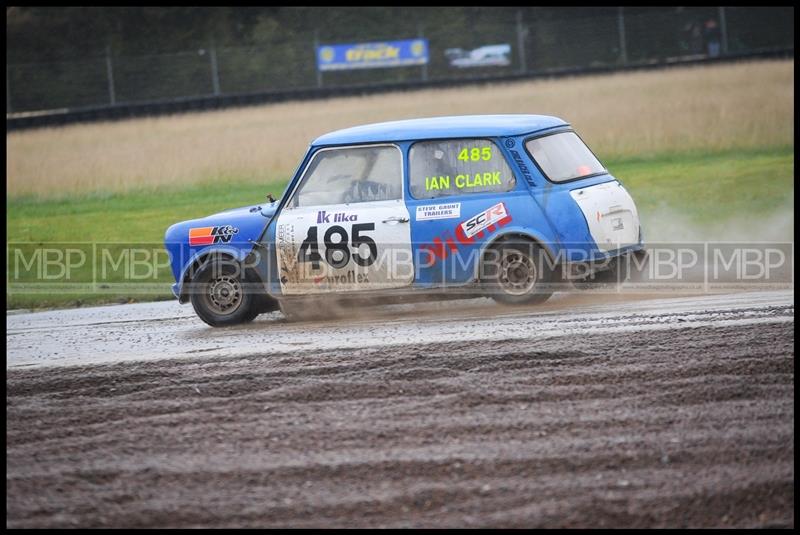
[{"x1": 311, "y1": 114, "x2": 569, "y2": 146}]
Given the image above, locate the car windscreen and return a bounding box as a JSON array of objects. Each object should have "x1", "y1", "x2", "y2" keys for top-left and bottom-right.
[{"x1": 524, "y1": 131, "x2": 605, "y2": 183}]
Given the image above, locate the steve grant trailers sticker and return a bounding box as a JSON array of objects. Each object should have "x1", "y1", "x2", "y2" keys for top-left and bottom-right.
[
  {"x1": 416, "y1": 203, "x2": 461, "y2": 221},
  {"x1": 189, "y1": 225, "x2": 239, "y2": 246}
]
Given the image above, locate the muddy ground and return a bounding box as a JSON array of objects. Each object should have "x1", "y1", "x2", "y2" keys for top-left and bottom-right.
[{"x1": 6, "y1": 293, "x2": 794, "y2": 528}]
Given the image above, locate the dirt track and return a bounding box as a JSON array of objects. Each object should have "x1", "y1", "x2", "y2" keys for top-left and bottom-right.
[{"x1": 6, "y1": 291, "x2": 795, "y2": 527}]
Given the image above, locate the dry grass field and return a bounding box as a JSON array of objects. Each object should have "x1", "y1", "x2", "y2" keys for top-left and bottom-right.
[{"x1": 6, "y1": 59, "x2": 793, "y2": 199}]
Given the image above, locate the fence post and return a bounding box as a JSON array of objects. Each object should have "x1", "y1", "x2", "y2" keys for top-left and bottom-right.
[
  {"x1": 6, "y1": 66, "x2": 11, "y2": 113},
  {"x1": 314, "y1": 30, "x2": 323, "y2": 89},
  {"x1": 418, "y1": 23, "x2": 429, "y2": 82},
  {"x1": 617, "y1": 7, "x2": 628, "y2": 65},
  {"x1": 105, "y1": 45, "x2": 116, "y2": 105},
  {"x1": 516, "y1": 9, "x2": 527, "y2": 74},
  {"x1": 718, "y1": 6, "x2": 729, "y2": 55},
  {"x1": 209, "y1": 42, "x2": 221, "y2": 96}
]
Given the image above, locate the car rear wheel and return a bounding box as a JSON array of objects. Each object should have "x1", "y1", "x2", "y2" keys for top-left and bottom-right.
[
  {"x1": 190, "y1": 258, "x2": 261, "y2": 327},
  {"x1": 484, "y1": 241, "x2": 554, "y2": 306}
]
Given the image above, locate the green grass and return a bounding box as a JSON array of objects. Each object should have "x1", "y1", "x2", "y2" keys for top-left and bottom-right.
[
  {"x1": 6, "y1": 146, "x2": 794, "y2": 310},
  {"x1": 7, "y1": 179, "x2": 289, "y2": 243},
  {"x1": 608, "y1": 146, "x2": 794, "y2": 240}
]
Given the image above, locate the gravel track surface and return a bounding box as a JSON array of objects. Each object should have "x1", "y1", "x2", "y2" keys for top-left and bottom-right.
[{"x1": 6, "y1": 290, "x2": 794, "y2": 527}]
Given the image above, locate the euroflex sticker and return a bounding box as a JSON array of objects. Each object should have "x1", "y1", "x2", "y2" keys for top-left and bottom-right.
[{"x1": 416, "y1": 203, "x2": 461, "y2": 221}]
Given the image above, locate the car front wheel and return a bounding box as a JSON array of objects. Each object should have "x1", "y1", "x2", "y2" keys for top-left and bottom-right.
[{"x1": 189, "y1": 258, "x2": 261, "y2": 327}]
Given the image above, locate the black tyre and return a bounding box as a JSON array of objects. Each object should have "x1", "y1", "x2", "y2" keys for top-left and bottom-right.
[
  {"x1": 189, "y1": 257, "x2": 261, "y2": 327},
  {"x1": 483, "y1": 241, "x2": 554, "y2": 306}
]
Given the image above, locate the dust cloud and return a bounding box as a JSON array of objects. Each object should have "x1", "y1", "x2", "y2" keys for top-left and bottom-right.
[{"x1": 640, "y1": 200, "x2": 795, "y2": 243}]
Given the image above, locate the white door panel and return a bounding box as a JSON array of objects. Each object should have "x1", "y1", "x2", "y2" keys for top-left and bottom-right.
[{"x1": 275, "y1": 200, "x2": 413, "y2": 295}]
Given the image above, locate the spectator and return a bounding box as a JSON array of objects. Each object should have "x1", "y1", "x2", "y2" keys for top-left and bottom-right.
[{"x1": 704, "y1": 18, "x2": 721, "y2": 57}]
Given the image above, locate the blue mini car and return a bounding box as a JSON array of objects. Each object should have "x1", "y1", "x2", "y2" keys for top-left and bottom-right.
[{"x1": 165, "y1": 115, "x2": 645, "y2": 326}]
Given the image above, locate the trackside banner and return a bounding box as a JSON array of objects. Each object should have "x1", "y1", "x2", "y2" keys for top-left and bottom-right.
[{"x1": 316, "y1": 39, "x2": 429, "y2": 71}]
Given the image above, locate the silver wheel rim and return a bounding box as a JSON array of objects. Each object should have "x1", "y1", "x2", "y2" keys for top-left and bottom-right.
[
  {"x1": 499, "y1": 250, "x2": 537, "y2": 296},
  {"x1": 203, "y1": 275, "x2": 243, "y2": 315}
]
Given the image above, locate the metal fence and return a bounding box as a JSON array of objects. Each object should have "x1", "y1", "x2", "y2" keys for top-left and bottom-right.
[{"x1": 6, "y1": 6, "x2": 794, "y2": 117}]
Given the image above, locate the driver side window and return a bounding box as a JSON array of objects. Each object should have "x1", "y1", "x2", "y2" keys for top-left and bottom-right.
[{"x1": 290, "y1": 145, "x2": 402, "y2": 208}]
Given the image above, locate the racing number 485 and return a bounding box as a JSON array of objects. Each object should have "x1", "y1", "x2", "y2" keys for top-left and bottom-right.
[
  {"x1": 458, "y1": 147, "x2": 492, "y2": 161},
  {"x1": 298, "y1": 223, "x2": 378, "y2": 269}
]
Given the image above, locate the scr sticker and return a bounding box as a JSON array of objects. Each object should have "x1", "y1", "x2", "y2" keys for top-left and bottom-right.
[{"x1": 461, "y1": 202, "x2": 509, "y2": 238}]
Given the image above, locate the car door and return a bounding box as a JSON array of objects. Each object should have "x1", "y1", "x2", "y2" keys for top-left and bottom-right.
[
  {"x1": 405, "y1": 138, "x2": 518, "y2": 286},
  {"x1": 274, "y1": 144, "x2": 414, "y2": 295}
]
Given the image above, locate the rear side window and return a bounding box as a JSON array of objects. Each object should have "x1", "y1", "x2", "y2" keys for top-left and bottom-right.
[
  {"x1": 525, "y1": 132, "x2": 605, "y2": 183},
  {"x1": 409, "y1": 139, "x2": 516, "y2": 199}
]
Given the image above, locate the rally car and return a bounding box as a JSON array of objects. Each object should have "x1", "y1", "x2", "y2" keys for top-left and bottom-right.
[{"x1": 164, "y1": 115, "x2": 644, "y2": 326}]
